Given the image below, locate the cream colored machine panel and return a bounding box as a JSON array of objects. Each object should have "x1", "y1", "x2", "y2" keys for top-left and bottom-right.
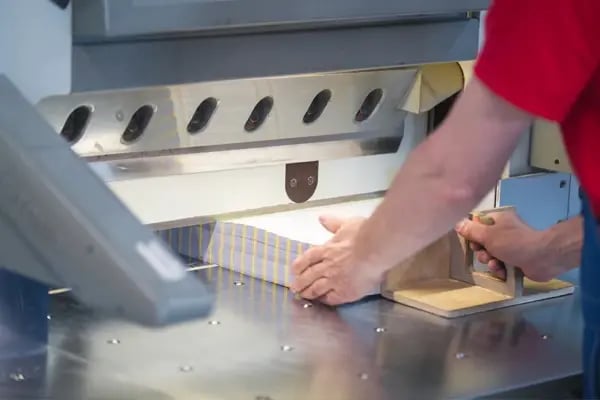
[{"x1": 530, "y1": 119, "x2": 573, "y2": 173}]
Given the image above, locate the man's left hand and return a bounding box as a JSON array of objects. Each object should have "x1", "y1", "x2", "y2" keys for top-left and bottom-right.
[{"x1": 290, "y1": 216, "x2": 383, "y2": 306}]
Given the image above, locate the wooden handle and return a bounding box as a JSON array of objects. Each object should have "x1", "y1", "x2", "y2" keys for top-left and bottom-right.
[
  {"x1": 464, "y1": 206, "x2": 524, "y2": 297},
  {"x1": 465, "y1": 212, "x2": 502, "y2": 267},
  {"x1": 467, "y1": 212, "x2": 509, "y2": 275}
]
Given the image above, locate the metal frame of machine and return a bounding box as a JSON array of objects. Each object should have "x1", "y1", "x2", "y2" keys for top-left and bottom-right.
[{"x1": 0, "y1": 1, "x2": 584, "y2": 398}]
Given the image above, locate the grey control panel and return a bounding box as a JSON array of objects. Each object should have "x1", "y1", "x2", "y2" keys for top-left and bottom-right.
[{"x1": 0, "y1": 76, "x2": 213, "y2": 326}]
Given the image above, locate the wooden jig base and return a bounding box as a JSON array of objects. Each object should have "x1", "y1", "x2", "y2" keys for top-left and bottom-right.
[
  {"x1": 382, "y1": 277, "x2": 574, "y2": 318},
  {"x1": 380, "y1": 219, "x2": 575, "y2": 319}
]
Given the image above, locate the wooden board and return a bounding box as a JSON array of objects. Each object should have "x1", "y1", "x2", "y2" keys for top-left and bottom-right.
[
  {"x1": 381, "y1": 278, "x2": 574, "y2": 318},
  {"x1": 382, "y1": 227, "x2": 574, "y2": 318},
  {"x1": 381, "y1": 234, "x2": 452, "y2": 293}
]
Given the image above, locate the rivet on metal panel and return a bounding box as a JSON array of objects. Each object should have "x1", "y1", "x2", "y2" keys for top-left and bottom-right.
[
  {"x1": 285, "y1": 161, "x2": 319, "y2": 203},
  {"x1": 179, "y1": 365, "x2": 194, "y2": 373}
]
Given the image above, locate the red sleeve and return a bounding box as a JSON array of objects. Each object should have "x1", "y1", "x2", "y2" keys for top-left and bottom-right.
[{"x1": 474, "y1": 0, "x2": 600, "y2": 122}]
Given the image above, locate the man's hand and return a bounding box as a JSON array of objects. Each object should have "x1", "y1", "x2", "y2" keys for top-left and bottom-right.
[
  {"x1": 290, "y1": 215, "x2": 383, "y2": 305},
  {"x1": 455, "y1": 210, "x2": 576, "y2": 282}
]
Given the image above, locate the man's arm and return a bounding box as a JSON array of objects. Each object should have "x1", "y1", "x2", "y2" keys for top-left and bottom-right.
[
  {"x1": 291, "y1": 77, "x2": 533, "y2": 303},
  {"x1": 349, "y1": 77, "x2": 532, "y2": 277},
  {"x1": 456, "y1": 212, "x2": 582, "y2": 282},
  {"x1": 545, "y1": 217, "x2": 583, "y2": 270}
]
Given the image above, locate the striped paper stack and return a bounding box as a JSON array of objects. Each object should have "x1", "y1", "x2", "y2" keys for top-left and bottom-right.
[{"x1": 157, "y1": 222, "x2": 311, "y2": 288}]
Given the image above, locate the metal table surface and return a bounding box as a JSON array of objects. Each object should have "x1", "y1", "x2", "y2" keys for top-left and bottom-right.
[{"x1": 0, "y1": 266, "x2": 583, "y2": 400}]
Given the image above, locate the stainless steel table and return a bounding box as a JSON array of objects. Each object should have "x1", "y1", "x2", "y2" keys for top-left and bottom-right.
[{"x1": 0, "y1": 266, "x2": 583, "y2": 399}]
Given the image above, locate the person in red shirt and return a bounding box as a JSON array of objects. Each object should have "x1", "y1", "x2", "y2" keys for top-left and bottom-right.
[{"x1": 290, "y1": 0, "x2": 600, "y2": 396}]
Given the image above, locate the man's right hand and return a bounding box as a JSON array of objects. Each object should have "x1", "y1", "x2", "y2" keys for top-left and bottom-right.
[{"x1": 455, "y1": 210, "x2": 567, "y2": 282}]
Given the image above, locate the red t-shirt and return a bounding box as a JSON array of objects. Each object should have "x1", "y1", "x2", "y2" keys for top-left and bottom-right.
[{"x1": 474, "y1": 0, "x2": 600, "y2": 215}]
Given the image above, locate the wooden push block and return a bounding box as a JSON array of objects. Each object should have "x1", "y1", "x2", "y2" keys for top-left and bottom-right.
[{"x1": 381, "y1": 207, "x2": 574, "y2": 318}]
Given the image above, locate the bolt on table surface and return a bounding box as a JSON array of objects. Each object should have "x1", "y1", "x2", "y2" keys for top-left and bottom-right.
[{"x1": 0, "y1": 267, "x2": 583, "y2": 400}]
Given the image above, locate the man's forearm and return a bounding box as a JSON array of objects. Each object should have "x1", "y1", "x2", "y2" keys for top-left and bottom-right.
[
  {"x1": 542, "y1": 216, "x2": 583, "y2": 270},
  {"x1": 351, "y1": 78, "x2": 533, "y2": 275},
  {"x1": 352, "y1": 144, "x2": 487, "y2": 275}
]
